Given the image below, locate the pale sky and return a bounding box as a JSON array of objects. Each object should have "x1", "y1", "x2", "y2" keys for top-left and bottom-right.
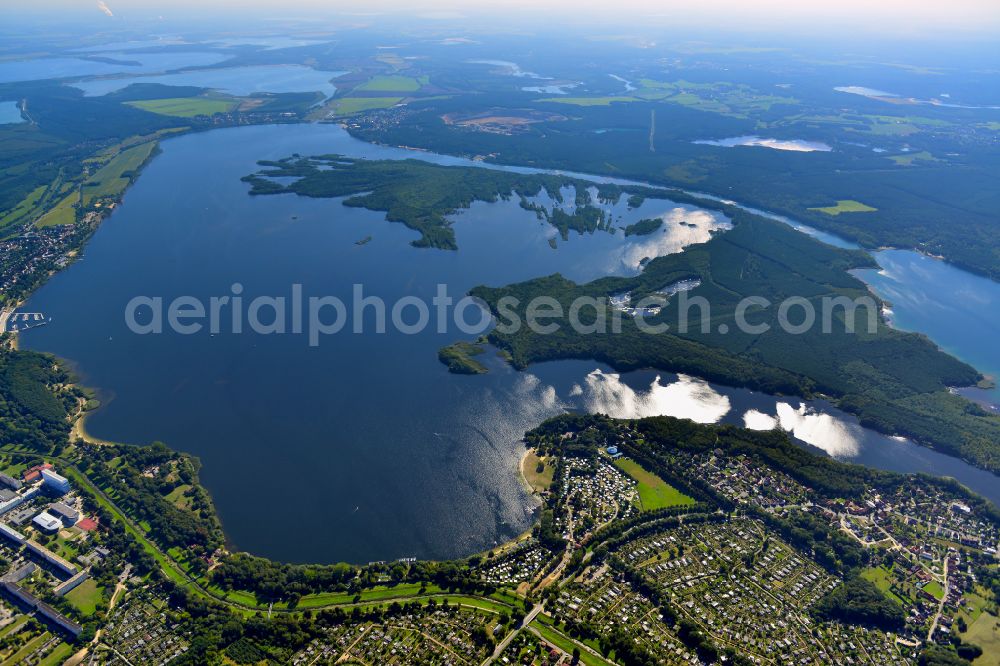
[{"x1": 16, "y1": 0, "x2": 1000, "y2": 38}]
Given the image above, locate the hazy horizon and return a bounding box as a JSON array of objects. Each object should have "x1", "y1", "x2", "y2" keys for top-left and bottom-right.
[{"x1": 5, "y1": 0, "x2": 1000, "y2": 41}]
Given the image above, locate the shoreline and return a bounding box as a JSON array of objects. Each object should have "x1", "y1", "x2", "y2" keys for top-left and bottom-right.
[{"x1": 69, "y1": 408, "x2": 118, "y2": 447}]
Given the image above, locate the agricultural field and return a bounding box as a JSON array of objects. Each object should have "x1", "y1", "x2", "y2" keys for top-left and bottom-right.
[
  {"x1": 355, "y1": 75, "x2": 424, "y2": 92},
  {"x1": 82, "y1": 141, "x2": 158, "y2": 206},
  {"x1": 962, "y1": 611, "x2": 1000, "y2": 666},
  {"x1": 539, "y1": 78, "x2": 797, "y2": 117},
  {"x1": 330, "y1": 96, "x2": 404, "y2": 115},
  {"x1": 126, "y1": 97, "x2": 236, "y2": 118},
  {"x1": 35, "y1": 190, "x2": 78, "y2": 227},
  {"x1": 0, "y1": 185, "x2": 45, "y2": 230}
]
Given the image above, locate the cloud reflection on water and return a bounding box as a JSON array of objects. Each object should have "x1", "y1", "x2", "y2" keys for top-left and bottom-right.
[{"x1": 573, "y1": 370, "x2": 731, "y2": 422}]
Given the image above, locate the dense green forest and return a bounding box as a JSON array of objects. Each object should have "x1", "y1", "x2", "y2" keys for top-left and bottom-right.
[
  {"x1": 814, "y1": 576, "x2": 906, "y2": 630},
  {"x1": 473, "y1": 209, "x2": 1000, "y2": 472},
  {"x1": 0, "y1": 348, "x2": 76, "y2": 453}
]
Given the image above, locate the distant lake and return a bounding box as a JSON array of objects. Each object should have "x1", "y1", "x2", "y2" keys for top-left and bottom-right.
[
  {"x1": 207, "y1": 37, "x2": 330, "y2": 50},
  {"x1": 834, "y1": 85, "x2": 999, "y2": 110},
  {"x1": 0, "y1": 52, "x2": 230, "y2": 84},
  {"x1": 694, "y1": 136, "x2": 832, "y2": 152},
  {"x1": 835, "y1": 86, "x2": 899, "y2": 99},
  {"x1": 609, "y1": 74, "x2": 636, "y2": 92},
  {"x1": 523, "y1": 83, "x2": 578, "y2": 94},
  {"x1": 71, "y1": 64, "x2": 346, "y2": 98},
  {"x1": 74, "y1": 38, "x2": 192, "y2": 52},
  {"x1": 73, "y1": 36, "x2": 329, "y2": 52},
  {"x1": 20, "y1": 124, "x2": 1000, "y2": 565},
  {"x1": 0, "y1": 101, "x2": 23, "y2": 124},
  {"x1": 467, "y1": 59, "x2": 549, "y2": 79}
]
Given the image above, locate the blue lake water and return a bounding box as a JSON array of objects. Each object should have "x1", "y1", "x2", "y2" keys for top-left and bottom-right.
[
  {"x1": 0, "y1": 101, "x2": 23, "y2": 124},
  {"x1": 19, "y1": 123, "x2": 1000, "y2": 564},
  {"x1": 74, "y1": 39, "x2": 190, "y2": 52},
  {"x1": 0, "y1": 52, "x2": 230, "y2": 84},
  {"x1": 855, "y1": 250, "x2": 1000, "y2": 408},
  {"x1": 71, "y1": 64, "x2": 346, "y2": 98}
]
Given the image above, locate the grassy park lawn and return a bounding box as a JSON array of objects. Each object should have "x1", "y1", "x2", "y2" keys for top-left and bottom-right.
[
  {"x1": 344, "y1": 593, "x2": 512, "y2": 616},
  {"x1": 489, "y1": 589, "x2": 525, "y2": 608},
  {"x1": 38, "y1": 641, "x2": 73, "y2": 666},
  {"x1": 50, "y1": 531, "x2": 80, "y2": 561},
  {"x1": 127, "y1": 97, "x2": 236, "y2": 118},
  {"x1": 522, "y1": 450, "x2": 554, "y2": 492},
  {"x1": 614, "y1": 458, "x2": 695, "y2": 510},
  {"x1": 0, "y1": 615, "x2": 28, "y2": 639},
  {"x1": 166, "y1": 483, "x2": 193, "y2": 510},
  {"x1": 530, "y1": 619, "x2": 616, "y2": 666},
  {"x1": 808, "y1": 199, "x2": 877, "y2": 216},
  {"x1": 66, "y1": 578, "x2": 105, "y2": 616},
  {"x1": 922, "y1": 580, "x2": 945, "y2": 600},
  {"x1": 355, "y1": 75, "x2": 422, "y2": 92},
  {"x1": 6, "y1": 632, "x2": 51, "y2": 664},
  {"x1": 206, "y1": 584, "x2": 259, "y2": 607},
  {"x1": 291, "y1": 582, "x2": 445, "y2": 609},
  {"x1": 860, "y1": 566, "x2": 908, "y2": 605}
]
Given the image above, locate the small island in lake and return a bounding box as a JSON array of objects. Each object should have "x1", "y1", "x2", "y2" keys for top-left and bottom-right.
[
  {"x1": 623, "y1": 216, "x2": 664, "y2": 236},
  {"x1": 438, "y1": 340, "x2": 489, "y2": 374}
]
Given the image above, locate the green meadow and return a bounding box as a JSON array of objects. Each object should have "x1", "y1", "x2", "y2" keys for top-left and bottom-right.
[
  {"x1": 808, "y1": 199, "x2": 878, "y2": 216},
  {"x1": 615, "y1": 458, "x2": 695, "y2": 510}
]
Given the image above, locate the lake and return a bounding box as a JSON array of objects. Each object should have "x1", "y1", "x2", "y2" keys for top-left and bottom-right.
[
  {"x1": 71, "y1": 64, "x2": 346, "y2": 98},
  {"x1": 855, "y1": 249, "x2": 1000, "y2": 409},
  {"x1": 0, "y1": 52, "x2": 231, "y2": 84},
  {"x1": 0, "y1": 101, "x2": 23, "y2": 125},
  {"x1": 19, "y1": 123, "x2": 1000, "y2": 565}
]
